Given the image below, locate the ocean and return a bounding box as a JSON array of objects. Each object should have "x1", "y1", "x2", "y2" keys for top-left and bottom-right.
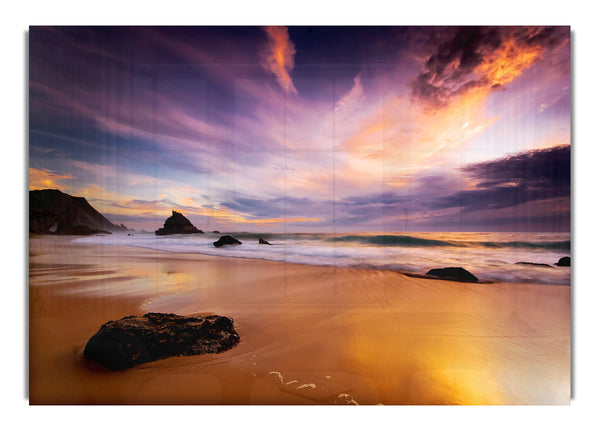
[{"x1": 73, "y1": 231, "x2": 571, "y2": 286}]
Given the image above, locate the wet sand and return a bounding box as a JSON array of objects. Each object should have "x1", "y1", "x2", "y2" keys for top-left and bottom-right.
[{"x1": 28, "y1": 236, "x2": 570, "y2": 405}]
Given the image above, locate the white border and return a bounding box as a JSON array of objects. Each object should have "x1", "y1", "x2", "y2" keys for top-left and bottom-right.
[{"x1": 4, "y1": 1, "x2": 598, "y2": 429}]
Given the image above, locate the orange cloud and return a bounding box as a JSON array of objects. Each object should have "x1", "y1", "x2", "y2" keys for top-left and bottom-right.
[
  {"x1": 477, "y1": 38, "x2": 543, "y2": 87},
  {"x1": 411, "y1": 27, "x2": 567, "y2": 115},
  {"x1": 261, "y1": 26, "x2": 298, "y2": 94},
  {"x1": 334, "y1": 29, "x2": 569, "y2": 194},
  {"x1": 29, "y1": 167, "x2": 74, "y2": 191},
  {"x1": 335, "y1": 84, "x2": 500, "y2": 194}
]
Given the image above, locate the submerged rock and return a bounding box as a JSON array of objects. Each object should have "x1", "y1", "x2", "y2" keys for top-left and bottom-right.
[
  {"x1": 258, "y1": 237, "x2": 271, "y2": 245},
  {"x1": 84, "y1": 313, "x2": 240, "y2": 371},
  {"x1": 155, "y1": 210, "x2": 203, "y2": 235},
  {"x1": 555, "y1": 256, "x2": 571, "y2": 267},
  {"x1": 213, "y1": 235, "x2": 242, "y2": 248},
  {"x1": 426, "y1": 267, "x2": 479, "y2": 282}
]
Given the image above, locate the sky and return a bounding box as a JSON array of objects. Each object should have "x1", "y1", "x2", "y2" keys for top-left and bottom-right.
[{"x1": 28, "y1": 26, "x2": 571, "y2": 233}]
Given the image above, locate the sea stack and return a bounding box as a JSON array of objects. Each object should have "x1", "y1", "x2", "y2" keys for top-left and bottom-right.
[
  {"x1": 258, "y1": 237, "x2": 271, "y2": 245},
  {"x1": 213, "y1": 235, "x2": 242, "y2": 248},
  {"x1": 155, "y1": 210, "x2": 203, "y2": 235}
]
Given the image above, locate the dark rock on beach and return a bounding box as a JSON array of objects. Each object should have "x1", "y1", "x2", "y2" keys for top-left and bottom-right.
[
  {"x1": 426, "y1": 267, "x2": 479, "y2": 283},
  {"x1": 516, "y1": 262, "x2": 553, "y2": 267},
  {"x1": 155, "y1": 210, "x2": 203, "y2": 235},
  {"x1": 29, "y1": 189, "x2": 127, "y2": 235},
  {"x1": 213, "y1": 235, "x2": 242, "y2": 247},
  {"x1": 258, "y1": 237, "x2": 271, "y2": 245},
  {"x1": 212, "y1": 231, "x2": 220, "y2": 234},
  {"x1": 555, "y1": 256, "x2": 571, "y2": 267},
  {"x1": 84, "y1": 313, "x2": 240, "y2": 371}
]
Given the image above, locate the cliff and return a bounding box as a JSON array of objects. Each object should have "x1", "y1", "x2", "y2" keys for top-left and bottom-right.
[{"x1": 29, "y1": 189, "x2": 127, "y2": 234}]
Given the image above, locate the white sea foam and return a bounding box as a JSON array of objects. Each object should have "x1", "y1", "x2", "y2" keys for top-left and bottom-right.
[
  {"x1": 268, "y1": 371, "x2": 298, "y2": 386},
  {"x1": 268, "y1": 371, "x2": 284, "y2": 383},
  {"x1": 297, "y1": 383, "x2": 316, "y2": 389},
  {"x1": 337, "y1": 393, "x2": 359, "y2": 405},
  {"x1": 73, "y1": 231, "x2": 571, "y2": 285}
]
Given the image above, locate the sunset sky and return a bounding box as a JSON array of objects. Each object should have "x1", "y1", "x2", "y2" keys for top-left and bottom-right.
[{"x1": 29, "y1": 26, "x2": 571, "y2": 232}]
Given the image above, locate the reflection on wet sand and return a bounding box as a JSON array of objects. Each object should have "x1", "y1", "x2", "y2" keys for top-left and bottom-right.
[{"x1": 29, "y1": 236, "x2": 570, "y2": 404}]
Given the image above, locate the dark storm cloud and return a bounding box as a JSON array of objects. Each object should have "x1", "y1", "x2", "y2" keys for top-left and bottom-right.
[
  {"x1": 425, "y1": 27, "x2": 502, "y2": 79},
  {"x1": 429, "y1": 145, "x2": 570, "y2": 212},
  {"x1": 410, "y1": 26, "x2": 569, "y2": 112},
  {"x1": 515, "y1": 26, "x2": 566, "y2": 49},
  {"x1": 411, "y1": 27, "x2": 500, "y2": 110},
  {"x1": 466, "y1": 144, "x2": 570, "y2": 187}
]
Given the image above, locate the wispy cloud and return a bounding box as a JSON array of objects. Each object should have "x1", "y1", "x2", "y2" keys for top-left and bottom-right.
[
  {"x1": 335, "y1": 74, "x2": 365, "y2": 113},
  {"x1": 260, "y1": 26, "x2": 298, "y2": 95},
  {"x1": 29, "y1": 167, "x2": 75, "y2": 191}
]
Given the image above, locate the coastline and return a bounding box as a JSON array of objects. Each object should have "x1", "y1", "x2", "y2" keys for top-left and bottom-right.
[
  {"x1": 70, "y1": 231, "x2": 572, "y2": 286},
  {"x1": 29, "y1": 235, "x2": 571, "y2": 405}
]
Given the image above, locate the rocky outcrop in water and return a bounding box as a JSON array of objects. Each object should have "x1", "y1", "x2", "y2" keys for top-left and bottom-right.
[
  {"x1": 258, "y1": 237, "x2": 271, "y2": 245},
  {"x1": 84, "y1": 313, "x2": 240, "y2": 371},
  {"x1": 155, "y1": 210, "x2": 203, "y2": 235},
  {"x1": 426, "y1": 267, "x2": 479, "y2": 282},
  {"x1": 29, "y1": 189, "x2": 126, "y2": 235},
  {"x1": 555, "y1": 256, "x2": 571, "y2": 267},
  {"x1": 213, "y1": 235, "x2": 242, "y2": 247}
]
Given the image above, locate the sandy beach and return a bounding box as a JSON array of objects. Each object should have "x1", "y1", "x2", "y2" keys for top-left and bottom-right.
[{"x1": 28, "y1": 235, "x2": 570, "y2": 405}]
